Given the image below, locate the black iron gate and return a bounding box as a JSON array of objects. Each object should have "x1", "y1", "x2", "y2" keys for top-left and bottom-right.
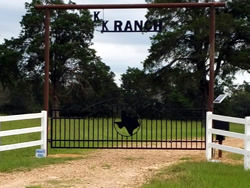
[{"x1": 50, "y1": 101, "x2": 206, "y2": 150}]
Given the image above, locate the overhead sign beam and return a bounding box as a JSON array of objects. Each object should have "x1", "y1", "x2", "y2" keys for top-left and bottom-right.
[{"x1": 35, "y1": 3, "x2": 225, "y2": 10}]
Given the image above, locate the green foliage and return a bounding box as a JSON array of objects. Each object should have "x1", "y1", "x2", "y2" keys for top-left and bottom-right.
[
  {"x1": 229, "y1": 82, "x2": 250, "y2": 117},
  {"x1": 121, "y1": 67, "x2": 153, "y2": 104},
  {"x1": 0, "y1": 42, "x2": 21, "y2": 89},
  {"x1": 142, "y1": 161, "x2": 250, "y2": 188}
]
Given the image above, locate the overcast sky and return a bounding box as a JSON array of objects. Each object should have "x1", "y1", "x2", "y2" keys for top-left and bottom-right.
[{"x1": 0, "y1": 0, "x2": 249, "y2": 86}]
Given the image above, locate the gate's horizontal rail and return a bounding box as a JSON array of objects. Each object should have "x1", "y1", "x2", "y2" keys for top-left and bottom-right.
[
  {"x1": 51, "y1": 146, "x2": 206, "y2": 150},
  {"x1": 51, "y1": 139, "x2": 204, "y2": 142}
]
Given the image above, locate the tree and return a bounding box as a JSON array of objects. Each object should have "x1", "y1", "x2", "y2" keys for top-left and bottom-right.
[
  {"x1": 0, "y1": 0, "x2": 119, "y2": 113},
  {"x1": 121, "y1": 67, "x2": 152, "y2": 104},
  {"x1": 0, "y1": 41, "x2": 21, "y2": 89},
  {"x1": 144, "y1": 0, "x2": 250, "y2": 108},
  {"x1": 228, "y1": 82, "x2": 250, "y2": 117}
]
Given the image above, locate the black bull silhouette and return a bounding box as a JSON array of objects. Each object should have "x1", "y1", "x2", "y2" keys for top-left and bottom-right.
[{"x1": 115, "y1": 110, "x2": 140, "y2": 136}]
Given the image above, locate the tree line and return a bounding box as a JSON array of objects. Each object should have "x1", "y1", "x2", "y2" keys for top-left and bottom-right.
[{"x1": 0, "y1": 0, "x2": 249, "y2": 117}]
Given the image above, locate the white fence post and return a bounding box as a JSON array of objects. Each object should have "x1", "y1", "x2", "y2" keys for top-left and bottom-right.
[
  {"x1": 41, "y1": 111, "x2": 47, "y2": 157},
  {"x1": 206, "y1": 111, "x2": 213, "y2": 161},
  {"x1": 244, "y1": 117, "x2": 250, "y2": 170}
]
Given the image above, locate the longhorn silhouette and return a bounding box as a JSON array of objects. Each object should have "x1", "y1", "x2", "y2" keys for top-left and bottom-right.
[{"x1": 115, "y1": 110, "x2": 140, "y2": 136}]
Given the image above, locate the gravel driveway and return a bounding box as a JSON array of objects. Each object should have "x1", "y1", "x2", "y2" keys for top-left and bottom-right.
[{"x1": 0, "y1": 149, "x2": 205, "y2": 188}]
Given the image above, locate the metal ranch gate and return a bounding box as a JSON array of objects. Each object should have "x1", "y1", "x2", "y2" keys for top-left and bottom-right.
[{"x1": 50, "y1": 101, "x2": 206, "y2": 150}]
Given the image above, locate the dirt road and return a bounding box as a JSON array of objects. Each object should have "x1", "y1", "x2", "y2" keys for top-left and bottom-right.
[{"x1": 0, "y1": 149, "x2": 204, "y2": 188}]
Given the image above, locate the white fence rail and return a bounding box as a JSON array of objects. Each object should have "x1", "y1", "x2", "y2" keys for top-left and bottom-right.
[
  {"x1": 0, "y1": 111, "x2": 47, "y2": 156},
  {"x1": 206, "y1": 112, "x2": 250, "y2": 170}
]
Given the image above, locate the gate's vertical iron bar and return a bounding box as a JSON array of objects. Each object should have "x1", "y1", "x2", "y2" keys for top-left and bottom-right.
[
  {"x1": 176, "y1": 120, "x2": 178, "y2": 148},
  {"x1": 93, "y1": 117, "x2": 95, "y2": 147},
  {"x1": 88, "y1": 116, "x2": 90, "y2": 147},
  {"x1": 201, "y1": 118, "x2": 203, "y2": 148},
  {"x1": 105, "y1": 118, "x2": 109, "y2": 148},
  {"x1": 204, "y1": 112, "x2": 206, "y2": 149},
  {"x1": 191, "y1": 120, "x2": 193, "y2": 149},
  {"x1": 131, "y1": 130, "x2": 133, "y2": 148},
  {"x1": 55, "y1": 114, "x2": 57, "y2": 147},
  {"x1": 138, "y1": 118, "x2": 141, "y2": 148},
  {"x1": 208, "y1": 5, "x2": 215, "y2": 112},
  {"x1": 98, "y1": 117, "x2": 100, "y2": 148},
  {"x1": 126, "y1": 106, "x2": 129, "y2": 148},
  {"x1": 181, "y1": 120, "x2": 183, "y2": 148},
  {"x1": 186, "y1": 120, "x2": 188, "y2": 148},
  {"x1": 102, "y1": 116, "x2": 104, "y2": 147},
  {"x1": 126, "y1": 135, "x2": 128, "y2": 148},
  {"x1": 151, "y1": 119, "x2": 153, "y2": 148},
  {"x1": 64, "y1": 117, "x2": 66, "y2": 147},
  {"x1": 50, "y1": 116, "x2": 53, "y2": 148},
  {"x1": 117, "y1": 105, "x2": 119, "y2": 148},
  {"x1": 156, "y1": 119, "x2": 158, "y2": 148},
  {"x1": 112, "y1": 106, "x2": 114, "y2": 148},
  {"x1": 140, "y1": 110, "x2": 142, "y2": 148},
  {"x1": 145, "y1": 118, "x2": 148, "y2": 148},
  {"x1": 196, "y1": 120, "x2": 198, "y2": 148},
  {"x1": 166, "y1": 118, "x2": 168, "y2": 149},
  {"x1": 78, "y1": 117, "x2": 80, "y2": 147},
  {"x1": 107, "y1": 118, "x2": 109, "y2": 148},
  {"x1": 161, "y1": 118, "x2": 163, "y2": 148},
  {"x1": 65, "y1": 118, "x2": 67, "y2": 147},
  {"x1": 60, "y1": 115, "x2": 62, "y2": 147},
  {"x1": 74, "y1": 118, "x2": 76, "y2": 147},
  {"x1": 171, "y1": 119, "x2": 173, "y2": 148},
  {"x1": 146, "y1": 119, "x2": 148, "y2": 148},
  {"x1": 83, "y1": 117, "x2": 85, "y2": 147},
  {"x1": 68, "y1": 118, "x2": 71, "y2": 147}
]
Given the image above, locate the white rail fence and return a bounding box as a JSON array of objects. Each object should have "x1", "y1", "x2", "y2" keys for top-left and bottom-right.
[
  {"x1": 206, "y1": 112, "x2": 250, "y2": 170},
  {"x1": 0, "y1": 111, "x2": 47, "y2": 156}
]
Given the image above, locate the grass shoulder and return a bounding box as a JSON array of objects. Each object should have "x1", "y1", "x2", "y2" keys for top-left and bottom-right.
[
  {"x1": 0, "y1": 146, "x2": 93, "y2": 173},
  {"x1": 142, "y1": 161, "x2": 250, "y2": 188}
]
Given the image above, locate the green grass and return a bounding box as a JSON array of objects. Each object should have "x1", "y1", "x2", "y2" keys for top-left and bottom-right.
[
  {"x1": 230, "y1": 123, "x2": 244, "y2": 134},
  {"x1": 26, "y1": 186, "x2": 42, "y2": 188},
  {"x1": 124, "y1": 156, "x2": 144, "y2": 161},
  {"x1": 142, "y1": 161, "x2": 250, "y2": 188},
  {"x1": 102, "y1": 164, "x2": 112, "y2": 169},
  {"x1": 228, "y1": 153, "x2": 244, "y2": 161}
]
